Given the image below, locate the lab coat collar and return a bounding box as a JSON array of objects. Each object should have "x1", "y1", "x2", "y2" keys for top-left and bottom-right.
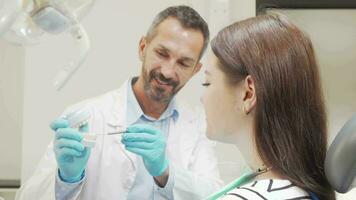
[
  {"x1": 126, "y1": 78, "x2": 144, "y2": 126},
  {"x1": 104, "y1": 80, "x2": 137, "y2": 170},
  {"x1": 106, "y1": 80, "x2": 129, "y2": 127}
]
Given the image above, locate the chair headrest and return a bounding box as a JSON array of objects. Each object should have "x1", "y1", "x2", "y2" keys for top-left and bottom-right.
[{"x1": 325, "y1": 114, "x2": 356, "y2": 193}]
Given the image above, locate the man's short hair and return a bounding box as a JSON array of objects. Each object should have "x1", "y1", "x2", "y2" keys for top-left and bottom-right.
[{"x1": 146, "y1": 5, "x2": 210, "y2": 60}]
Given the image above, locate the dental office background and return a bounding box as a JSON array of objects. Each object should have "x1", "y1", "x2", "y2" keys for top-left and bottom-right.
[{"x1": 0, "y1": 0, "x2": 355, "y2": 199}]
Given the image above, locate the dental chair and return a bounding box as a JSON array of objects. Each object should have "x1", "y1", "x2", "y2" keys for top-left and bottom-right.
[{"x1": 325, "y1": 114, "x2": 356, "y2": 194}]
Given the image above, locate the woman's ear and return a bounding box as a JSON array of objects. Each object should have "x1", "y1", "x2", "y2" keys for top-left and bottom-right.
[
  {"x1": 243, "y1": 75, "x2": 257, "y2": 114},
  {"x1": 138, "y1": 36, "x2": 147, "y2": 61},
  {"x1": 193, "y1": 62, "x2": 203, "y2": 75}
]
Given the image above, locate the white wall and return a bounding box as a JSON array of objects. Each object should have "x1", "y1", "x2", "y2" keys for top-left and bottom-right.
[{"x1": 0, "y1": 40, "x2": 24, "y2": 181}]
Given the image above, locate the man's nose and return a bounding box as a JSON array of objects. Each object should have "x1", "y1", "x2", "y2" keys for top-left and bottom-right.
[{"x1": 161, "y1": 61, "x2": 177, "y2": 79}]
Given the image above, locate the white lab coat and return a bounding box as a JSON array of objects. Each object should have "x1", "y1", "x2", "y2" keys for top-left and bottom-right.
[{"x1": 16, "y1": 80, "x2": 223, "y2": 200}]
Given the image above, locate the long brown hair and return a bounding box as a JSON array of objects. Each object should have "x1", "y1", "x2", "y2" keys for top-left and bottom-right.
[{"x1": 211, "y1": 13, "x2": 335, "y2": 199}]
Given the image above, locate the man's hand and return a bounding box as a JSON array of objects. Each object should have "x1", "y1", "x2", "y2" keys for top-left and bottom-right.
[
  {"x1": 51, "y1": 119, "x2": 91, "y2": 183},
  {"x1": 122, "y1": 124, "x2": 169, "y2": 185}
]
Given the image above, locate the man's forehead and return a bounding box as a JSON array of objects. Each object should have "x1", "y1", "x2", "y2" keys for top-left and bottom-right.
[
  {"x1": 156, "y1": 44, "x2": 196, "y2": 62},
  {"x1": 156, "y1": 19, "x2": 203, "y2": 42},
  {"x1": 151, "y1": 18, "x2": 204, "y2": 56},
  {"x1": 150, "y1": 36, "x2": 202, "y2": 62}
]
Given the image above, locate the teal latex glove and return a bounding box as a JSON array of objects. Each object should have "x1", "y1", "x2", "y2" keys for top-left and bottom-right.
[
  {"x1": 51, "y1": 118, "x2": 91, "y2": 183},
  {"x1": 122, "y1": 124, "x2": 169, "y2": 177}
]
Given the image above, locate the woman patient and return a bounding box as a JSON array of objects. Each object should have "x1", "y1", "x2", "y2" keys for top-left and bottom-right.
[{"x1": 202, "y1": 13, "x2": 336, "y2": 200}]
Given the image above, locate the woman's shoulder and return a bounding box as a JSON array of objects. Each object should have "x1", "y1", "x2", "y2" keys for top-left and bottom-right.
[{"x1": 220, "y1": 179, "x2": 311, "y2": 200}]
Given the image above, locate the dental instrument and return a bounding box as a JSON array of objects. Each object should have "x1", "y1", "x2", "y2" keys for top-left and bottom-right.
[
  {"x1": 64, "y1": 107, "x2": 127, "y2": 147},
  {"x1": 206, "y1": 166, "x2": 270, "y2": 200}
]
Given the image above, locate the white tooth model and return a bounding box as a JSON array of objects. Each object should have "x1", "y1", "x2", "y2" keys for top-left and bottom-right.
[
  {"x1": 64, "y1": 108, "x2": 127, "y2": 148},
  {"x1": 64, "y1": 108, "x2": 96, "y2": 148}
]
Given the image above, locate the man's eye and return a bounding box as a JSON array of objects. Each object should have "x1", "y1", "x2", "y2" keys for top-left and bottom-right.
[
  {"x1": 202, "y1": 83, "x2": 211, "y2": 87},
  {"x1": 179, "y1": 62, "x2": 190, "y2": 68},
  {"x1": 157, "y1": 51, "x2": 168, "y2": 58}
]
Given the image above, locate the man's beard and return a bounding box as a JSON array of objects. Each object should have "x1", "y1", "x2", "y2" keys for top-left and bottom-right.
[{"x1": 142, "y1": 66, "x2": 181, "y2": 103}]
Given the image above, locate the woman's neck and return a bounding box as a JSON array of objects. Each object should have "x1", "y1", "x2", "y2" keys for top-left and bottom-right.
[
  {"x1": 234, "y1": 125, "x2": 262, "y2": 170},
  {"x1": 234, "y1": 124, "x2": 284, "y2": 180}
]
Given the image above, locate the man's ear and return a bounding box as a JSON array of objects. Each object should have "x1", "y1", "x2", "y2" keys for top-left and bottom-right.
[
  {"x1": 242, "y1": 75, "x2": 257, "y2": 114},
  {"x1": 138, "y1": 36, "x2": 147, "y2": 61},
  {"x1": 193, "y1": 62, "x2": 203, "y2": 75}
]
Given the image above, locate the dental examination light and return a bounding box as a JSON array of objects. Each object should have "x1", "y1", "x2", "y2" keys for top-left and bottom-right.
[{"x1": 0, "y1": 0, "x2": 95, "y2": 90}]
